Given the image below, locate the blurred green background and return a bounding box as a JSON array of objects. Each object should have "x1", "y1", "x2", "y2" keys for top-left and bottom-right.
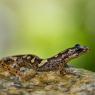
[{"x1": 0, "y1": 0, "x2": 95, "y2": 71}]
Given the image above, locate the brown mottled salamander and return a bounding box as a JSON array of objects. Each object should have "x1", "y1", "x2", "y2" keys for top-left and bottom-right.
[{"x1": 0, "y1": 44, "x2": 88, "y2": 80}]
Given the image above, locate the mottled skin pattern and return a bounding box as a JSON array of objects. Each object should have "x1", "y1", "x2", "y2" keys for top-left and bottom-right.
[
  {"x1": 0, "y1": 55, "x2": 42, "y2": 80},
  {"x1": 0, "y1": 44, "x2": 88, "y2": 80}
]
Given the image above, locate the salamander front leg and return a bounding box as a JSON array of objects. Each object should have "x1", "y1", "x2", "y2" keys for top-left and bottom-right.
[
  {"x1": 59, "y1": 63, "x2": 67, "y2": 75},
  {"x1": 58, "y1": 63, "x2": 79, "y2": 77}
]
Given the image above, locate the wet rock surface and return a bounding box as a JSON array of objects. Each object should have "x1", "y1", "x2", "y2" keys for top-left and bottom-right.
[{"x1": 0, "y1": 67, "x2": 95, "y2": 95}]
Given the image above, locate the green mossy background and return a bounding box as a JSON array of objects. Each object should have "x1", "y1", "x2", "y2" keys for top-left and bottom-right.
[{"x1": 0, "y1": 0, "x2": 95, "y2": 71}]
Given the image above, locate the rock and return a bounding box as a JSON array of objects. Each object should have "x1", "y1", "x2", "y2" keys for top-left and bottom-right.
[{"x1": 0, "y1": 67, "x2": 95, "y2": 95}]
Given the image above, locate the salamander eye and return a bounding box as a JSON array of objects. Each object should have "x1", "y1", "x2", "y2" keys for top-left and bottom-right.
[
  {"x1": 75, "y1": 44, "x2": 83, "y2": 50},
  {"x1": 75, "y1": 44, "x2": 86, "y2": 53},
  {"x1": 74, "y1": 44, "x2": 88, "y2": 54},
  {"x1": 75, "y1": 44, "x2": 81, "y2": 48}
]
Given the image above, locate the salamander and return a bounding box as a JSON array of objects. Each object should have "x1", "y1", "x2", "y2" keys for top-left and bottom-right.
[{"x1": 0, "y1": 44, "x2": 88, "y2": 80}]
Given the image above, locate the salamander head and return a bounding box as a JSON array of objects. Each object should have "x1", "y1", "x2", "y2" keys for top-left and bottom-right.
[
  {"x1": 64, "y1": 44, "x2": 89, "y2": 59},
  {"x1": 74, "y1": 44, "x2": 88, "y2": 55},
  {"x1": 62, "y1": 44, "x2": 88, "y2": 61}
]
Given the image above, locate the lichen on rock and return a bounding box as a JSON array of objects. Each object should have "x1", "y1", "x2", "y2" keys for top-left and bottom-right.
[{"x1": 0, "y1": 67, "x2": 95, "y2": 95}]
